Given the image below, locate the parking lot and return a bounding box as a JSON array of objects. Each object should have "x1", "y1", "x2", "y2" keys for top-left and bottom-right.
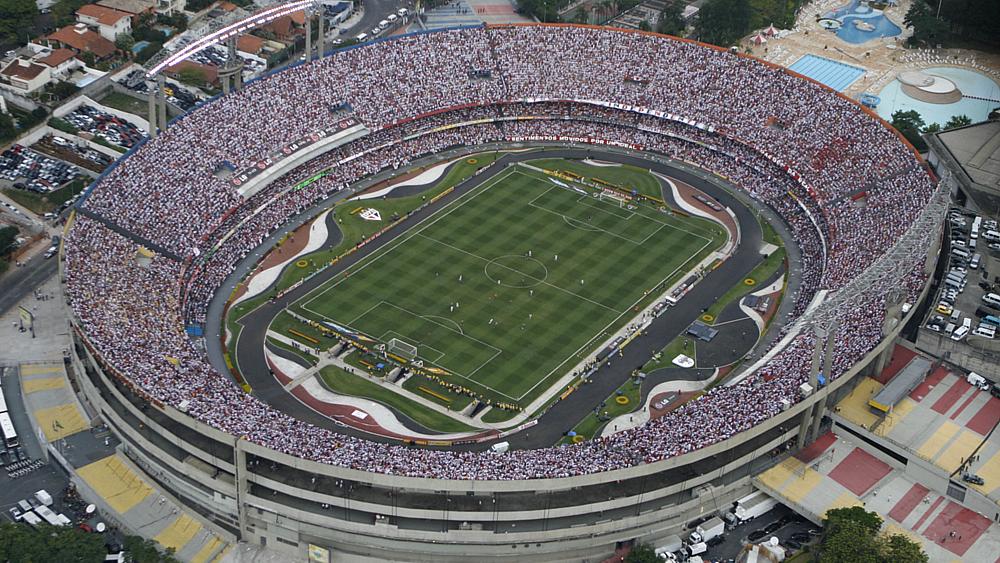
[
  {"x1": 925, "y1": 209, "x2": 1000, "y2": 342},
  {"x1": 0, "y1": 144, "x2": 83, "y2": 193},
  {"x1": 701, "y1": 503, "x2": 820, "y2": 562},
  {"x1": 62, "y1": 105, "x2": 146, "y2": 149},
  {"x1": 117, "y1": 70, "x2": 204, "y2": 111},
  {"x1": 31, "y1": 134, "x2": 113, "y2": 174}
]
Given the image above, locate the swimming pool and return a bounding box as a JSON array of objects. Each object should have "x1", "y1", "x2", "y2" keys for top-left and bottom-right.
[
  {"x1": 789, "y1": 54, "x2": 866, "y2": 92},
  {"x1": 876, "y1": 67, "x2": 1000, "y2": 124},
  {"x1": 823, "y1": 0, "x2": 902, "y2": 44}
]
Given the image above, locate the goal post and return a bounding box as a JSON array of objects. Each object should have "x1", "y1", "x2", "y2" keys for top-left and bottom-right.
[{"x1": 386, "y1": 338, "x2": 418, "y2": 361}]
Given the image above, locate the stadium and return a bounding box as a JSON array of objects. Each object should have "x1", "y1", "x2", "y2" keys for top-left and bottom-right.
[{"x1": 60, "y1": 23, "x2": 946, "y2": 561}]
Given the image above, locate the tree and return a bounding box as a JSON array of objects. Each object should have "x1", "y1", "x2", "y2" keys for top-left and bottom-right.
[
  {"x1": 824, "y1": 506, "x2": 884, "y2": 536},
  {"x1": 817, "y1": 507, "x2": 927, "y2": 563},
  {"x1": 944, "y1": 114, "x2": 972, "y2": 129},
  {"x1": 0, "y1": 226, "x2": 17, "y2": 256},
  {"x1": 696, "y1": 0, "x2": 752, "y2": 47},
  {"x1": 923, "y1": 122, "x2": 941, "y2": 134},
  {"x1": 123, "y1": 534, "x2": 181, "y2": 563},
  {"x1": 889, "y1": 109, "x2": 927, "y2": 151},
  {"x1": 0, "y1": 112, "x2": 16, "y2": 143},
  {"x1": 903, "y1": 0, "x2": 948, "y2": 47},
  {"x1": 116, "y1": 33, "x2": 135, "y2": 52},
  {"x1": 50, "y1": 0, "x2": 88, "y2": 27},
  {"x1": 656, "y1": 0, "x2": 685, "y2": 36},
  {"x1": 0, "y1": 0, "x2": 37, "y2": 46},
  {"x1": 819, "y1": 519, "x2": 881, "y2": 563},
  {"x1": 625, "y1": 542, "x2": 661, "y2": 563},
  {"x1": 882, "y1": 533, "x2": 929, "y2": 563},
  {"x1": 135, "y1": 41, "x2": 164, "y2": 64},
  {"x1": 638, "y1": 19, "x2": 652, "y2": 31},
  {"x1": 0, "y1": 522, "x2": 106, "y2": 562}
]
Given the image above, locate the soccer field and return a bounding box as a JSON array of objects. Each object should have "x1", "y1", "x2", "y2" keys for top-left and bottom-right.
[{"x1": 294, "y1": 164, "x2": 726, "y2": 405}]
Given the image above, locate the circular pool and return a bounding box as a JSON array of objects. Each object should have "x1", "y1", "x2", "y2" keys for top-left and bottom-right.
[{"x1": 876, "y1": 67, "x2": 1000, "y2": 124}]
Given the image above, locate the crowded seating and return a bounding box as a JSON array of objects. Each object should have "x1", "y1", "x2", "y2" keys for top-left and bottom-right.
[{"x1": 64, "y1": 25, "x2": 936, "y2": 480}]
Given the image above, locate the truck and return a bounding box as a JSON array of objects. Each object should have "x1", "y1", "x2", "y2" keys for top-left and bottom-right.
[
  {"x1": 654, "y1": 534, "x2": 683, "y2": 560},
  {"x1": 725, "y1": 491, "x2": 778, "y2": 525},
  {"x1": 689, "y1": 516, "x2": 725, "y2": 543},
  {"x1": 684, "y1": 542, "x2": 707, "y2": 558},
  {"x1": 34, "y1": 490, "x2": 53, "y2": 507}
]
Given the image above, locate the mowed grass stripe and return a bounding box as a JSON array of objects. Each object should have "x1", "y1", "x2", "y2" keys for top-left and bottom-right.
[{"x1": 297, "y1": 164, "x2": 721, "y2": 404}]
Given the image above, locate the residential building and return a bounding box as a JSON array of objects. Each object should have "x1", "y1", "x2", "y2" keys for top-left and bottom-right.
[
  {"x1": 47, "y1": 24, "x2": 118, "y2": 60},
  {"x1": 37, "y1": 49, "x2": 82, "y2": 78},
  {"x1": 0, "y1": 58, "x2": 52, "y2": 93},
  {"x1": 77, "y1": 4, "x2": 134, "y2": 41}
]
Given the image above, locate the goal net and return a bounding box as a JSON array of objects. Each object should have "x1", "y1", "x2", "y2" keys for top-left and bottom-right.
[{"x1": 386, "y1": 338, "x2": 418, "y2": 361}]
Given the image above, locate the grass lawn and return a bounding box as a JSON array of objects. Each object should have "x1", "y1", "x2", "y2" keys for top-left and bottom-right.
[
  {"x1": 559, "y1": 376, "x2": 644, "y2": 443},
  {"x1": 704, "y1": 246, "x2": 786, "y2": 321},
  {"x1": 2, "y1": 178, "x2": 86, "y2": 214},
  {"x1": 642, "y1": 334, "x2": 698, "y2": 373},
  {"x1": 293, "y1": 162, "x2": 726, "y2": 408},
  {"x1": 99, "y1": 92, "x2": 149, "y2": 118},
  {"x1": 317, "y1": 365, "x2": 476, "y2": 433}
]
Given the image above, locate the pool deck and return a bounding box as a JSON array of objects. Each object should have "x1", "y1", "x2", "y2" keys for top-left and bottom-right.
[{"x1": 747, "y1": 0, "x2": 1000, "y2": 103}]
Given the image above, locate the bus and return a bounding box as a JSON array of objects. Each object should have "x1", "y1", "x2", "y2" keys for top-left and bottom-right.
[
  {"x1": 0, "y1": 388, "x2": 8, "y2": 414},
  {"x1": 0, "y1": 412, "x2": 18, "y2": 448}
]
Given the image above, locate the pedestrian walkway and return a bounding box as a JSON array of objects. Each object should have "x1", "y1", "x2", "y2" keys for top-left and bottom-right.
[
  {"x1": 756, "y1": 430, "x2": 1000, "y2": 560},
  {"x1": 19, "y1": 362, "x2": 89, "y2": 441}
]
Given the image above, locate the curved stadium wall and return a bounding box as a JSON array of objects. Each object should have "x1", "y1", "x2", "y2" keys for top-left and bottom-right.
[{"x1": 62, "y1": 24, "x2": 942, "y2": 560}]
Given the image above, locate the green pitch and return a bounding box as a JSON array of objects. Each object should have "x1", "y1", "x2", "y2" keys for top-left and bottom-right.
[{"x1": 294, "y1": 163, "x2": 726, "y2": 406}]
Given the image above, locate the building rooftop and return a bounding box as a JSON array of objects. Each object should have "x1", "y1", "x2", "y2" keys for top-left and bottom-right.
[
  {"x1": 37, "y1": 48, "x2": 78, "y2": 68},
  {"x1": 936, "y1": 120, "x2": 1000, "y2": 191},
  {"x1": 869, "y1": 356, "x2": 932, "y2": 412},
  {"x1": 236, "y1": 34, "x2": 264, "y2": 55},
  {"x1": 95, "y1": 0, "x2": 155, "y2": 15},
  {"x1": 78, "y1": 4, "x2": 133, "y2": 26},
  {"x1": 1, "y1": 59, "x2": 48, "y2": 80},
  {"x1": 48, "y1": 24, "x2": 117, "y2": 58}
]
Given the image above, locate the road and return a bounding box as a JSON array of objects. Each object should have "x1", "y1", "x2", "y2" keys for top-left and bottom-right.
[
  {"x1": 223, "y1": 146, "x2": 797, "y2": 451},
  {"x1": 0, "y1": 248, "x2": 58, "y2": 316}
]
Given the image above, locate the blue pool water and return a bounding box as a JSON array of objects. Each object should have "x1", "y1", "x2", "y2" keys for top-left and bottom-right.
[
  {"x1": 824, "y1": 0, "x2": 902, "y2": 44},
  {"x1": 876, "y1": 67, "x2": 1000, "y2": 124},
  {"x1": 788, "y1": 55, "x2": 866, "y2": 92}
]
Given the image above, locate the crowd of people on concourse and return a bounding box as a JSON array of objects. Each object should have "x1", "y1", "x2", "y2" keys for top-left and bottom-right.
[{"x1": 63, "y1": 25, "x2": 939, "y2": 480}]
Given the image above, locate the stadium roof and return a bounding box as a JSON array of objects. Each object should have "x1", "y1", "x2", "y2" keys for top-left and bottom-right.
[
  {"x1": 869, "y1": 356, "x2": 931, "y2": 412},
  {"x1": 927, "y1": 120, "x2": 1000, "y2": 211}
]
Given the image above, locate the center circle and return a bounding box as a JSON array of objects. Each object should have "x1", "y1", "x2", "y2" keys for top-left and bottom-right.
[{"x1": 484, "y1": 255, "x2": 549, "y2": 288}]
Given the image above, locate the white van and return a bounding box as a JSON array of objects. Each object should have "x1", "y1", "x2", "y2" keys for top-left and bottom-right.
[
  {"x1": 490, "y1": 441, "x2": 510, "y2": 453},
  {"x1": 984, "y1": 293, "x2": 1000, "y2": 308},
  {"x1": 952, "y1": 248, "x2": 971, "y2": 259},
  {"x1": 972, "y1": 325, "x2": 995, "y2": 339},
  {"x1": 970, "y1": 253, "x2": 981, "y2": 269},
  {"x1": 983, "y1": 230, "x2": 1000, "y2": 242},
  {"x1": 951, "y1": 325, "x2": 969, "y2": 341},
  {"x1": 355, "y1": 33, "x2": 368, "y2": 42}
]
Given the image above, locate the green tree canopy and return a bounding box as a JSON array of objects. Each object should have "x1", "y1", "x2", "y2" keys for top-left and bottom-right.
[
  {"x1": 0, "y1": 0, "x2": 37, "y2": 46},
  {"x1": 818, "y1": 507, "x2": 927, "y2": 563},
  {"x1": 696, "y1": 0, "x2": 752, "y2": 47},
  {"x1": 0, "y1": 225, "x2": 18, "y2": 256},
  {"x1": 123, "y1": 534, "x2": 180, "y2": 563},
  {"x1": 903, "y1": 0, "x2": 948, "y2": 47},
  {"x1": 625, "y1": 542, "x2": 661, "y2": 563},
  {"x1": 944, "y1": 114, "x2": 972, "y2": 129},
  {"x1": 890, "y1": 109, "x2": 927, "y2": 151},
  {"x1": 657, "y1": 0, "x2": 686, "y2": 36},
  {"x1": 0, "y1": 522, "x2": 106, "y2": 562}
]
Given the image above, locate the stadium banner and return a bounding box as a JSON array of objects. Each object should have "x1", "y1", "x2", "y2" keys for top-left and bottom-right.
[
  {"x1": 18, "y1": 306, "x2": 33, "y2": 330},
  {"x1": 307, "y1": 544, "x2": 331, "y2": 563},
  {"x1": 230, "y1": 117, "x2": 361, "y2": 187}
]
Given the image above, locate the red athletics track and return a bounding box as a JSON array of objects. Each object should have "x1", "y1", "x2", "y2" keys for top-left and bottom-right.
[
  {"x1": 827, "y1": 448, "x2": 891, "y2": 496},
  {"x1": 922, "y1": 500, "x2": 992, "y2": 556},
  {"x1": 888, "y1": 483, "x2": 929, "y2": 523},
  {"x1": 967, "y1": 396, "x2": 1000, "y2": 436},
  {"x1": 910, "y1": 366, "x2": 948, "y2": 402},
  {"x1": 931, "y1": 377, "x2": 969, "y2": 415},
  {"x1": 872, "y1": 345, "x2": 917, "y2": 385}
]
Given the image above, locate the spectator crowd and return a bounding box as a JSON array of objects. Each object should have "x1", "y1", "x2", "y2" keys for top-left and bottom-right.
[{"x1": 64, "y1": 25, "x2": 937, "y2": 480}]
